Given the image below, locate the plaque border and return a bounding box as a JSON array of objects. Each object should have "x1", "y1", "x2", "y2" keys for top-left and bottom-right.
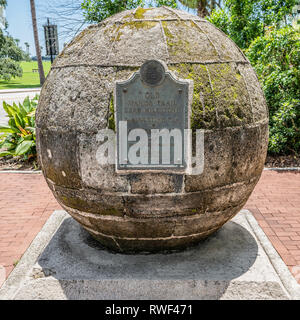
[{"x1": 114, "y1": 60, "x2": 193, "y2": 174}]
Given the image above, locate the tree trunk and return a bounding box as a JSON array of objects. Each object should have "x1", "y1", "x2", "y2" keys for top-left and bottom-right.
[
  {"x1": 30, "y1": 0, "x2": 45, "y2": 86},
  {"x1": 197, "y1": 0, "x2": 209, "y2": 18},
  {"x1": 210, "y1": 0, "x2": 216, "y2": 13}
]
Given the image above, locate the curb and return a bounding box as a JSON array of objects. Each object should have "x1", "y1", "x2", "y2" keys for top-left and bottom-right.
[
  {"x1": 0, "y1": 88, "x2": 41, "y2": 95},
  {"x1": 0, "y1": 168, "x2": 299, "y2": 174},
  {"x1": 0, "y1": 170, "x2": 42, "y2": 174},
  {"x1": 243, "y1": 209, "x2": 300, "y2": 300},
  {"x1": 264, "y1": 167, "x2": 300, "y2": 171},
  {"x1": 0, "y1": 210, "x2": 68, "y2": 297}
]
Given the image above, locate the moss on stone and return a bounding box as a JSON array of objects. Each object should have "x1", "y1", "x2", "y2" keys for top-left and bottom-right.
[
  {"x1": 161, "y1": 21, "x2": 174, "y2": 41},
  {"x1": 110, "y1": 21, "x2": 157, "y2": 41},
  {"x1": 72, "y1": 28, "x2": 94, "y2": 44},
  {"x1": 155, "y1": 15, "x2": 169, "y2": 19},
  {"x1": 169, "y1": 63, "x2": 216, "y2": 130},
  {"x1": 162, "y1": 21, "x2": 193, "y2": 58},
  {"x1": 134, "y1": 7, "x2": 149, "y2": 19},
  {"x1": 128, "y1": 21, "x2": 157, "y2": 30},
  {"x1": 104, "y1": 24, "x2": 123, "y2": 41},
  {"x1": 207, "y1": 63, "x2": 252, "y2": 127},
  {"x1": 169, "y1": 62, "x2": 254, "y2": 130},
  {"x1": 122, "y1": 13, "x2": 133, "y2": 19},
  {"x1": 108, "y1": 96, "x2": 115, "y2": 131},
  {"x1": 162, "y1": 20, "x2": 220, "y2": 62}
]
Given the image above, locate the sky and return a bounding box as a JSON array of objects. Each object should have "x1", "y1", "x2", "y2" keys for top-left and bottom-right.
[
  {"x1": 6, "y1": 0, "x2": 49, "y2": 56},
  {"x1": 4, "y1": 0, "x2": 196, "y2": 57},
  {"x1": 5, "y1": 0, "x2": 84, "y2": 56}
]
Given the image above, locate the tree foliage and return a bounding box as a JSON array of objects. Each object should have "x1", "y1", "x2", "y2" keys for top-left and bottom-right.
[
  {"x1": 209, "y1": 1, "x2": 299, "y2": 155},
  {"x1": 178, "y1": 0, "x2": 222, "y2": 18},
  {"x1": 81, "y1": 0, "x2": 145, "y2": 23},
  {"x1": 152, "y1": 0, "x2": 177, "y2": 8},
  {"x1": 208, "y1": 0, "x2": 298, "y2": 49},
  {"x1": 0, "y1": 1, "x2": 24, "y2": 81},
  {"x1": 81, "y1": 0, "x2": 177, "y2": 23},
  {"x1": 247, "y1": 26, "x2": 300, "y2": 155}
]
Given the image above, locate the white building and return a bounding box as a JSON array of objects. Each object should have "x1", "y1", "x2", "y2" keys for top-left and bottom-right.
[
  {"x1": 0, "y1": 4, "x2": 5, "y2": 30},
  {"x1": 292, "y1": 1, "x2": 300, "y2": 29}
]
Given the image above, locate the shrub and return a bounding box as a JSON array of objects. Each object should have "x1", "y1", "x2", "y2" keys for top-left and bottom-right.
[
  {"x1": 0, "y1": 95, "x2": 39, "y2": 159},
  {"x1": 246, "y1": 26, "x2": 300, "y2": 155}
]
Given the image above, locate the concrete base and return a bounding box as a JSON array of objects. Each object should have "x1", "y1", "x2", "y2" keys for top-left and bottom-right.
[{"x1": 1, "y1": 210, "x2": 299, "y2": 300}]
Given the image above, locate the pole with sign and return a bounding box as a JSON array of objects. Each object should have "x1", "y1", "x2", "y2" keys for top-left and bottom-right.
[{"x1": 43, "y1": 18, "x2": 59, "y2": 63}]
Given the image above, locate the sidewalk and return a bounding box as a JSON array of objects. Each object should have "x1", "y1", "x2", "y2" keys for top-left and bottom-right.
[
  {"x1": 0, "y1": 88, "x2": 41, "y2": 94},
  {"x1": 0, "y1": 173, "x2": 59, "y2": 285},
  {"x1": 245, "y1": 170, "x2": 300, "y2": 283},
  {"x1": 0, "y1": 170, "x2": 299, "y2": 287}
]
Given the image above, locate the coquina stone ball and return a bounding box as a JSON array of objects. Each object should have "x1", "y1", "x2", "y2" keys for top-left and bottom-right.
[{"x1": 36, "y1": 7, "x2": 268, "y2": 252}]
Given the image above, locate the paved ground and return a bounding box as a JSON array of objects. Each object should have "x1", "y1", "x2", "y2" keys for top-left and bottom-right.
[
  {"x1": 0, "y1": 89, "x2": 40, "y2": 125},
  {"x1": 0, "y1": 173, "x2": 59, "y2": 285},
  {"x1": 0, "y1": 170, "x2": 299, "y2": 288},
  {"x1": 245, "y1": 170, "x2": 300, "y2": 283}
]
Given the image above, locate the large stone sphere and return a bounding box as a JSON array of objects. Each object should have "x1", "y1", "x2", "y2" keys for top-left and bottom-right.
[{"x1": 36, "y1": 7, "x2": 268, "y2": 252}]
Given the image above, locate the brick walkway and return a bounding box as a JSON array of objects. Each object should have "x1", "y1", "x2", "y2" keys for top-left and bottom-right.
[
  {"x1": 0, "y1": 171, "x2": 299, "y2": 288},
  {"x1": 0, "y1": 173, "x2": 60, "y2": 286},
  {"x1": 245, "y1": 170, "x2": 300, "y2": 284}
]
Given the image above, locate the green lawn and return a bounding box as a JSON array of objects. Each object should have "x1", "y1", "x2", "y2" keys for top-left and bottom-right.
[{"x1": 0, "y1": 61, "x2": 51, "y2": 89}]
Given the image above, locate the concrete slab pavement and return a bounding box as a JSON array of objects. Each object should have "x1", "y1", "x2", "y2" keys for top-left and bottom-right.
[
  {"x1": 1, "y1": 209, "x2": 299, "y2": 300},
  {"x1": 0, "y1": 170, "x2": 299, "y2": 293}
]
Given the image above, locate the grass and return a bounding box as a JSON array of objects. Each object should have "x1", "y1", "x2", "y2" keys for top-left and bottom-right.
[{"x1": 0, "y1": 61, "x2": 51, "y2": 90}]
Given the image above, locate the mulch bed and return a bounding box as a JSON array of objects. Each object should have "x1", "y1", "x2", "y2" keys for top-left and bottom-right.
[
  {"x1": 0, "y1": 155, "x2": 299, "y2": 171},
  {"x1": 0, "y1": 157, "x2": 40, "y2": 171},
  {"x1": 265, "y1": 155, "x2": 300, "y2": 168}
]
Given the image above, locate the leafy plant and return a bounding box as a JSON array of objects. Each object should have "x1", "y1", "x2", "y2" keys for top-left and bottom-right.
[
  {"x1": 208, "y1": 1, "x2": 299, "y2": 156},
  {"x1": 81, "y1": 0, "x2": 178, "y2": 23},
  {"x1": 178, "y1": 0, "x2": 222, "y2": 18},
  {"x1": 0, "y1": 95, "x2": 39, "y2": 159},
  {"x1": 0, "y1": 1, "x2": 25, "y2": 81},
  {"x1": 208, "y1": 0, "x2": 297, "y2": 49},
  {"x1": 246, "y1": 26, "x2": 300, "y2": 155},
  {"x1": 81, "y1": 0, "x2": 145, "y2": 23}
]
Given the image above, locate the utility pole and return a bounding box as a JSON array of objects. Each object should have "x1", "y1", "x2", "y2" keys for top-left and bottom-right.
[
  {"x1": 30, "y1": 0, "x2": 45, "y2": 86},
  {"x1": 47, "y1": 18, "x2": 53, "y2": 63}
]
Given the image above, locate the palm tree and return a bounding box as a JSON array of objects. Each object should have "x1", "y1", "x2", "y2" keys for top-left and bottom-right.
[
  {"x1": 178, "y1": 0, "x2": 222, "y2": 18},
  {"x1": 30, "y1": 0, "x2": 45, "y2": 86},
  {"x1": 24, "y1": 42, "x2": 30, "y2": 55}
]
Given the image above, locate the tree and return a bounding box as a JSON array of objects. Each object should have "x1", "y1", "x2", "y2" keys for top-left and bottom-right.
[
  {"x1": 0, "y1": 0, "x2": 24, "y2": 81},
  {"x1": 81, "y1": 0, "x2": 145, "y2": 23},
  {"x1": 24, "y1": 42, "x2": 30, "y2": 55},
  {"x1": 81, "y1": 0, "x2": 177, "y2": 23},
  {"x1": 208, "y1": 0, "x2": 298, "y2": 49},
  {"x1": 39, "y1": 0, "x2": 177, "y2": 41},
  {"x1": 30, "y1": 0, "x2": 45, "y2": 86},
  {"x1": 0, "y1": 0, "x2": 7, "y2": 9},
  {"x1": 208, "y1": 0, "x2": 300, "y2": 156},
  {"x1": 247, "y1": 26, "x2": 300, "y2": 155},
  {"x1": 39, "y1": 0, "x2": 89, "y2": 40},
  {"x1": 0, "y1": 31, "x2": 23, "y2": 81},
  {"x1": 178, "y1": 0, "x2": 222, "y2": 18}
]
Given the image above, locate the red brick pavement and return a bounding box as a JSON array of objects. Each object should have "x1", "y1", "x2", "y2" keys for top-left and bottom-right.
[
  {"x1": 0, "y1": 173, "x2": 60, "y2": 287},
  {"x1": 245, "y1": 170, "x2": 300, "y2": 284},
  {"x1": 0, "y1": 171, "x2": 299, "y2": 288}
]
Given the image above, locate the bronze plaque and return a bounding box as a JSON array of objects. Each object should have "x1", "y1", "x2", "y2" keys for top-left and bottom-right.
[{"x1": 115, "y1": 60, "x2": 191, "y2": 171}]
